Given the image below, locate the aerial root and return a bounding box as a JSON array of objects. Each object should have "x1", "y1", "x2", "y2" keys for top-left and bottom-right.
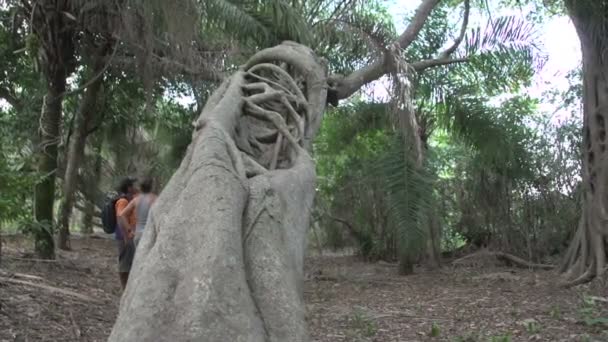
[
  {"x1": 238, "y1": 62, "x2": 310, "y2": 171},
  {"x1": 560, "y1": 220, "x2": 607, "y2": 287},
  {"x1": 244, "y1": 99, "x2": 300, "y2": 150},
  {"x1": 247, "y1": 63, "x2": 307, "y2": 102},
  {"x1": 270, "y1": 133, "x2": 283, "y2": 170}
]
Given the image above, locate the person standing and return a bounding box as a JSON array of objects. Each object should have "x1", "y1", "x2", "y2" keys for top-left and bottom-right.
[
  {"x1": 115, "y1": 177, "x2": 137, "y2": 290},
  {"x1": 119, "y1": 177, "x2": 157, "y2": 246}
]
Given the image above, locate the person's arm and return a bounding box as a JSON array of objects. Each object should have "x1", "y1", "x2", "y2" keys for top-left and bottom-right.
[
  {"x1": 116, "y1": 198, "x2": 134, "y2": 241},
  {"x1": 119, "y1": 198, "x2": 137, "y2": 225}
]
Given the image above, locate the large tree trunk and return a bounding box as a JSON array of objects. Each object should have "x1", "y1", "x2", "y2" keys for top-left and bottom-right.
[
  {"x1": 57, "y1": 61, "x2": 105, "y2": 249},
  {"x1": 30, "y1": 0, "x2": 77, "y2": 259},
  {"x1": 33, "y1": 78, "x2": 66, "y2": 259},
  {"x1": 109, "y1": 42, "x2": 327, "y2": 341},
  {"x1": 561, "y1": 3, "x2": 608, "y2": 285}
]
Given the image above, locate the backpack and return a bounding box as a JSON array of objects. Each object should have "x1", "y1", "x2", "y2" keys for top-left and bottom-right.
[{"x1": 101, "y1": 193, "x2": 125, "y2": 234}]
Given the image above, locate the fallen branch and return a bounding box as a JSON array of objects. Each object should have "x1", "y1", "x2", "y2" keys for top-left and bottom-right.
[
  {"x1": 13, "y1": 272, "x2": 45, "y2": 281},
  {"x1": 0, "y1": 269, "x2": 45, "y2": 281},
  {"x1": 452, "y1": 250, "x2": 555, "y2": 270},
  {"x1": 5, "y1": 256, "x2": 60, "y2": 263},
  {"x1": 494, "y1": 252, "x2": 555, "y2": 270},
  {"x1": 451, "y1": 251, "x2": 481, "y2": 264},
  {"x1": 0, "y1": 276, "x2": 102, "y2": 303},
  {"x1": 312, "y1": 275, "x2": 339, "y2": 282}
]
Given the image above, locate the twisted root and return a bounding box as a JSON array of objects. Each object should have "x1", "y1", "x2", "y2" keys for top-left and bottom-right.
[{"x1": 237, "y1": 61, "x2": 310, "y2": 172}]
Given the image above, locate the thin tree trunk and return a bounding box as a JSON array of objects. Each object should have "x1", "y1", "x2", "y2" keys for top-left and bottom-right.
[
  {"x1": 311, "y1": 220, "x2": 324, "y2": 256},
  {"x1": 396, "y1": 109, "x2": 426, "y2": 274},
  {"x1": 81, "y1": 205, "x2": 94, "y2": 235},
  {"x1": 34, "y1": 79, "x2": 66, "y2": 259},
  {"x1": 426, "y1": 207, "x2": 442, "y2": 269},
  {"x1": 398, "y1": 254, "x2": 415, "y2": 275},
  {"x1": 81, "y1": 139, "x2": 104, "y2": 234},
  {"x1": 57, "y1": 64, "x2": 105, "y2": 249},
  {"x1": 561, "y1": 4, "x2": 608, "y2": 285}
]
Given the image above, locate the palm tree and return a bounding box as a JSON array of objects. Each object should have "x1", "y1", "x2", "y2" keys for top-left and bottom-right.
[{"x1": 375, "y1": 4, "x2": 542, "y2": 272}]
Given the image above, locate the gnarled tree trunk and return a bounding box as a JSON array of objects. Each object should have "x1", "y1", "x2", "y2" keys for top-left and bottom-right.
[
  {"x1": 109, "y1": 42, "x2": 327, "y2": 341},
  {"x1": 560, "y1": 2, "x2": 608, "y2": 286},
  {"x1": 110, "y1": 0, "x2": 476, "y2": 336}
]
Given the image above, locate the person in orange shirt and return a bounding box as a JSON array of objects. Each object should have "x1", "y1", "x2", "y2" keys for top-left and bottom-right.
[
  {"x1": 114, "y1": 177, "x2": 138, "y2": 290},
  {"x1": 118, "y1": 177, "x2": 157, "y2": 246}
]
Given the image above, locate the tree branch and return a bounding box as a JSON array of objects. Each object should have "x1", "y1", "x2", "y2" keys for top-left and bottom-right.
[
  {"x1": 329, "y1": 0, "x2": 473, "y2": 100},
  {"x1": 411, "y1": 0, "x2": 470, "y2": 72},
  {"x1": 54, "y1": 41, "x2": 116, "y2": 101},
  {"x1": 439, "y1": 0, "x2": 470, "y2": 59},
  {"x1": 325, "y1": 215, "x2": 364, "y2": 241},
  {"x1": 395, "y1": 0, "x2": 441, "y2": 49},
  {"x1": 411, "y1": 57, "x2": 469, "y2": 71},
  {"x1": 331, "y1": 0, "x2": 441, "y2": 100},
  {"x1": 329, "y1": 59, "x2": 389, "y2": 100}
]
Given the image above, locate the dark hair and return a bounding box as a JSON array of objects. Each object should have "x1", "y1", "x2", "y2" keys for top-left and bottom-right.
[
  {"x1": 139, "y1": 177, "x2": 154, "y2": 193},
  {"x1": 117, "y1": 177, "x2": 136, "y2": 194}
]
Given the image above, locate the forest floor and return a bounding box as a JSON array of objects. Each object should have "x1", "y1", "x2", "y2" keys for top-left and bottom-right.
[{"x1": 0, "y1": 235, "x2": 606, "y2": 342}]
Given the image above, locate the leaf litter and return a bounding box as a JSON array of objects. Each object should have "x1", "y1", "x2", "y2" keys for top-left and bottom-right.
[{"x1": 0, "y1": 236, "x2": 606, "y2": 341}]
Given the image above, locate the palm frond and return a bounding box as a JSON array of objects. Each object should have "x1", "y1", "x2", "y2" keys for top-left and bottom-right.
[
  {"x1": 376, "y1": 134, "x2": 435, "y2": 260},
  {"x1": 464, "y1": 15, "x2": 546, "y2": 74},
  {"x1": 437, "y1": 94, "x2": 536, "y2": 179},
  {"x1": 202, "y1": 0, "x2": 317, "y2": 47},
  {"x1": 202, "y1": 0, "x2": 271, "y2": 44},
  {"x1": 260, "y1": 0, "x2": 314, "y2": 44}
]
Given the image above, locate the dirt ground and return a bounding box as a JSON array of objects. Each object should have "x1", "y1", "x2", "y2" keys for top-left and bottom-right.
[{"x1": 0, "y1": 235, "x2": 606, "y2": 342}]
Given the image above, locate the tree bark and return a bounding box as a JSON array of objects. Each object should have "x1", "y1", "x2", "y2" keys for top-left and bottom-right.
[
  {"x1": 426, "y1": 207, "x2": 442, "y2": 269},
  {"x1": 109, "y1": 0, "x2": 474, "y2": 335},
  {"x1": 33, "y1": 79, "x2": 66, "y2": 259},
  {"x1": 57, "y1": 60, "x2": 106, "y2": 249},
  {"x1": 80, "y1": 139, "x2": 104, "y2": 234},
  {"x1": 30, "y1": 0, "x2": 77, "y2": 259},
  {"x1": 561, "y1": 3, "x2": 608, "y2": 285},
  {"x1": 109, "y1": 42, "x2": 326, "y2": 341}
]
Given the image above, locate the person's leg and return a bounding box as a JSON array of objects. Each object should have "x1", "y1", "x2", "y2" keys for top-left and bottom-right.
[
  {"x1": 120, "y1": 240, "x2": 136, "y2": 290},
  {"x1": 117, "y1": 239, "x2": 132, "y2": 291}
]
